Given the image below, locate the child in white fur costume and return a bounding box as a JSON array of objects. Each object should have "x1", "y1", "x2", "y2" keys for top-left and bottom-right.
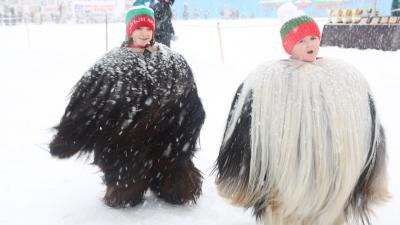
[{"x1": 214, "y1": 3, "x2": 389, "y2": 225}]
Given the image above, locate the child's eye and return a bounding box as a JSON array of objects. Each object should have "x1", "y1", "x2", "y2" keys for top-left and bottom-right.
[
  {"x1": 310, "y1": 36, "x2": 317, "y2": 40},
  {"x1": 299, "y1": 39, "x2": 305, "y2": 44}
]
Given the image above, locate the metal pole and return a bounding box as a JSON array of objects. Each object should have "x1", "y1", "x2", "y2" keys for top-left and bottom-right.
[
  {"x1": 217, "y1": 22, "x2": 224, "y2": 64},
  {"x1": 105, "y1": 12, "x2": 109, "y2": 52}
]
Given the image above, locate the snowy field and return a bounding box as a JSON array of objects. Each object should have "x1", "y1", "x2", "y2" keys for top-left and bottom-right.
[{"x1": 0, "y1": 19, "x2": 399, "y2": 225}]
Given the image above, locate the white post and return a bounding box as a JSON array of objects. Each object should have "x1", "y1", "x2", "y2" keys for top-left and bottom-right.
[
  {"x1": 24, "y1": 16, "x2": 30, "y2": 48},
  {"x1": 217, "y1": 22, "x2": 225, "y2": 64},
  {"x1": 105, "y1": 12, "x2": 109, "y2": 52}
]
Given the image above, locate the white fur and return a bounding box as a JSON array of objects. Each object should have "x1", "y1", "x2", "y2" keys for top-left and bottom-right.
[{"x1": 222, "y1": 58, "x2": 378, "y2": 225}]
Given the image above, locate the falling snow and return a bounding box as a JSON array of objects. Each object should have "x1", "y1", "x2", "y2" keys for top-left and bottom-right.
[{"x1": 0, "y1": 19, "x2": 398, "y2": 225}]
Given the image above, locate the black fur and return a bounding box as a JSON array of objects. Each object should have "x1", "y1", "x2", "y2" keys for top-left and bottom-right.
[
  {"x1": 50, "y1": 43, "x2": 205, "y2": 206},
  {"x1": 215, "y1": 84, "x2": 269, "y2": 219},
  {"x1": 216, "y1": 84, "x2": 252, "y2": 181},
  {"x1": 345, "y1": 95, "x2": 387, "y2": 225},
  {"x1": 214, "y1": 84, "x2": 252, "y2": 193}
]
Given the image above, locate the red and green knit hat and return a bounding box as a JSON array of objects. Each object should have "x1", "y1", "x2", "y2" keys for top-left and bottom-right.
[
  {"x1": 278, "y1": 3, "x2": 320, "y2": 54},
  {"x1": 125, "y1": 0, "x2": 155, "y2": 39}
]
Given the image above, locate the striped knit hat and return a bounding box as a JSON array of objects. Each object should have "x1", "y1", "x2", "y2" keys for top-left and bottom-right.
[
  {"x1": 278, "y1": 2, "x2": 320, "y2": 55},
  {"x1": 125, "y1": 0, "x2": 155, "y2": 39}
]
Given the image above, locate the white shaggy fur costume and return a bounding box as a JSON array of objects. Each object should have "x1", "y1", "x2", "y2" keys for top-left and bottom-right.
[{"x1": 215, "y1": 58, "x2": 389, "y2": 225}]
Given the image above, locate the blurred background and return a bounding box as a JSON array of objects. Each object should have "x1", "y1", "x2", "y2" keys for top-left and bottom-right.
[{"x1": 0, "y1": 0, "x2": 397, "y2": 25}]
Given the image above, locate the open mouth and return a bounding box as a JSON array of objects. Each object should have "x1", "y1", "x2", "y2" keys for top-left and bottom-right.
[{"x1": 307, "y1": 50, "x2": 314, "y2": 54}]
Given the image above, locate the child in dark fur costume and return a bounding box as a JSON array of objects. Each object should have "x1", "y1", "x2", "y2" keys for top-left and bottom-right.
[
  {"x1": 215, "y1": 3, "x2": 389, "y2": 225},
  {"x1": 49, "y1": 0, "x2": 205, "y2": 208}
]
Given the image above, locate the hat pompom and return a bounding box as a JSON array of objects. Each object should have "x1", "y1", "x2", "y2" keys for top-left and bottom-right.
[
  {"x1": 277, "y1": 2, "x2": 305, "y2": 25},
  {"x1": 133, "y1": 0, "x2": 151, "y2": 7}
]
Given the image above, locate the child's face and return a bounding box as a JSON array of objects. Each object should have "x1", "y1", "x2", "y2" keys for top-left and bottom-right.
[
  {"x1": 291, "y1": 35, "x2": 320, "y2": 62},
  {"x1": 131, "y1": 27, "x2": 153, "y2": 47}
]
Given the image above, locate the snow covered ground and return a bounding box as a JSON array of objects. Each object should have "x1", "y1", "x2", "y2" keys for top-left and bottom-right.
[{"x1": 0, "y1": 19, "x2": 398, "y2": 225}]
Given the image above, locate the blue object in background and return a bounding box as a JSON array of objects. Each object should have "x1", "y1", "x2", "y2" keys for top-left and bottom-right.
[{"x1": 171, "y1": 0, "x2": 393, "y2": 19}]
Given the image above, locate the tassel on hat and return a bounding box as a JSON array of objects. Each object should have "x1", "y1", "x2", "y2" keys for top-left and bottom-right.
[
  {"x1": 125, "y1": 0, "x2": 155, "y2": 39},
  {"x1": 277, "y1": 1, "x2": 320, "y2": 55}
]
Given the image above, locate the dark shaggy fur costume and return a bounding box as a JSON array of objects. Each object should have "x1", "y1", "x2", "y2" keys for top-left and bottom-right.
[{"x1": 50, "y1": 42, "x2": 205, "y2": 207}]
